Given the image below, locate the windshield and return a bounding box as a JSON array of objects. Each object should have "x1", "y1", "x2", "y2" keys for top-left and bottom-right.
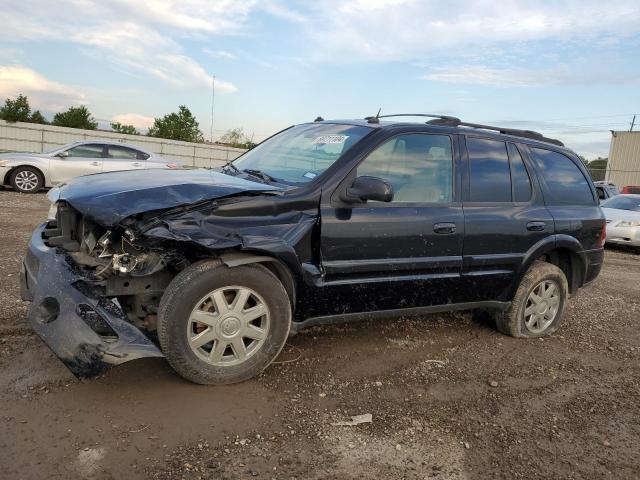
[
  {"x1": 232, "y1": 123, "x2": 373, "y2": 184},
  {"x1": 601, "y1": 195, "x2": 640, "y2": 212}
]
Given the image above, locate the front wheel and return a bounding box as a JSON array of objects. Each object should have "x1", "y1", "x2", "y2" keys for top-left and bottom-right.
[
  {"x1": 10, "y1": 166, "x2": 43, "y2": 193},
  {"x1": 157, "y1": 260, "x2": 291, "y2": 385},
  {"x1": 494, "y1": 260, "x2": 569, "y2": 338}
]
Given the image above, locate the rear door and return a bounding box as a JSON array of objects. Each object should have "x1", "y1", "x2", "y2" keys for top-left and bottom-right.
[
  {"x1": 460, "y1": 137, "x2": 553, "y2": 301},
  {"x1": 103, "y1": 145, "x2": 146, "y2": 172},
  {"x1": 317, "y1": 132, "x2": 465, "y2": 317},
  {"x1": 49, "y1": 143, "x2": 104, "y2": 183}
]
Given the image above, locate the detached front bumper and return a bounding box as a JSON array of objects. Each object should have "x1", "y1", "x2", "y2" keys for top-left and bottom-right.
[{"x1": 20, "y1": 223, "x2": 164, "y2": 378}]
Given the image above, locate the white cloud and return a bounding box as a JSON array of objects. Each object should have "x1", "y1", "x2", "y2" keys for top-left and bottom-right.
[
  {"x1": 0, "y1": 1, "x2": 240, "y2": 91},
  {"x1": 112, "y1": 113, "x2": 155, "y2": 130},
  {"x1": 302, "y1": 0, "x2": 640, "y2": 62},
  {"x1": 203, "y1": 48, "x2": 236, "y2": 60},
  {"x1": 0, "y1": 65, "x2": 86, "y2": 111},
  {"x1": 422, "y1": 65, "x2": 640, "y2": 87}
]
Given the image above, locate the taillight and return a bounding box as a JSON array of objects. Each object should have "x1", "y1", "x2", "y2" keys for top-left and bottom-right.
[{"x1": 598, "y1": 221, "x2": 606, "y2": 247}]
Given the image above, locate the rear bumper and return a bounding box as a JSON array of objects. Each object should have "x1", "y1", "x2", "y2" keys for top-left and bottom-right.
[
  {"x1": 20, "y1": 223, "x2": 163, "y2": 378},
  {"x1": 583, "y1": 247, "x2": 605, "y2": 286}
]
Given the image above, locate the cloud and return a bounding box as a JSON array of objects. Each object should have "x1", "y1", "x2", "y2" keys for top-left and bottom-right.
[
  {"x1": 0, "y1": 1, "x2": 240, "y2": 91},
  {"x1": 203, "y1": 48, "x2": 236, "y2": 60},
  {"x1": 0, "y1": 65, "x2": 86, "y2": 111},
  {"x1": 302, "y1": 0, "x2": 640, "y2": 62},
  {"x1": 421, "y1": 65, "x2": 640, "y2": 87},
  {"x1": 112, "y1": 113, "x2": 155, "y2": 130}
]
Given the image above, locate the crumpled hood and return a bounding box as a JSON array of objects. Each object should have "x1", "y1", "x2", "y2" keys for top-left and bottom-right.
[{"x1": 52, "y1": 168, "x2": 282, "y2": 226}]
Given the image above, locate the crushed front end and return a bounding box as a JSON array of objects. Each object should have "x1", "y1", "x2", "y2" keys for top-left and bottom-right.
[{"x1": 20, "y1": 202, "x2": 182, "y2": 377}]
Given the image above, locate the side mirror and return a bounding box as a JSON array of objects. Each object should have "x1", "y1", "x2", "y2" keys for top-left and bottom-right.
[
  {"x1": 56, "y1": 151, "x2": 69, "y2": 158},
  {"x1": 340, "y1": 175, "x2": 393, "y2": 203}
]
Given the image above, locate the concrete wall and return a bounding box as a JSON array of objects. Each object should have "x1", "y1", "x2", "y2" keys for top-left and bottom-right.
[
  {"x1": 0, "y1": 119, "x2": 247, "y2": 168},
  {"x1": 606, "y1": 131, "x2": 640, "y2": 187}
]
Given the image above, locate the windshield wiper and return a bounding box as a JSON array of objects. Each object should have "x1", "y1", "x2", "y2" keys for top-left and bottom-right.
[
  {"x1": 242, "y1": 168, "x2": 276, "y2": 184},
  {"x1": 222, "y1": 161, "x2": 240, "y2": 175}
]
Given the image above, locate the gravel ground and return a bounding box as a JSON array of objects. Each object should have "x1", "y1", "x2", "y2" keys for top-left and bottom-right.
[{"x1": 0, "y1": 188, "x2": 639, "y2": 480}]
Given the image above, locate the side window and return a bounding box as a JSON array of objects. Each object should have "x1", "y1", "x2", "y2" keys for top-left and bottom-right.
[
  {"x1": 66, "y1": 144, "x2": 104, "y2": 158},
  {"x1": 530, "y1": 148, "x2": 594, "y2": 205},
  {"x1": 357, "y1": 134, "x2": 453, "y2": 203},
  {"x1": 467, "y1": 138, "x2": 511, "y2": 202},
  {"x1": 508, "y1": 143, "x2": 532, "y2": 202},
  {"x1": 108, "y1": 146, "x2": 141, "y2": 160}
]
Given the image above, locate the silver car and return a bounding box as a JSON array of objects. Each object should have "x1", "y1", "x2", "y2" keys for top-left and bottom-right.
[
  {"x1": 0, "y1": 141, "x2": 181, "y2": 193},
  {"x1": 601, "y1": 194, "x2": 640, "y2": 249}
]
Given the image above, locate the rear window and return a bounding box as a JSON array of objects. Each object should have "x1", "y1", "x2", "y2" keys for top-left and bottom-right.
[
  {"x1": 467, "y1": 138, "x2": 511, "y2": 202},
  {"x1": 530, "y1": 148, "x2": 594, "y2": 205}
]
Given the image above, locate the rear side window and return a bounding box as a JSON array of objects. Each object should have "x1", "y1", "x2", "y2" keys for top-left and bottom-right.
[
  {"x1": 508, "y1": 143, "x2": 532, "y2": 202},
  {"x1": 108, "y1": 146, "x2": 143, "y2": 160},
  {"x1": 530, "y1": 148, "x2": 594, "y2": 205},
  {"x1": 467, "y1": 138, "x2": 511, "y2": 202}
]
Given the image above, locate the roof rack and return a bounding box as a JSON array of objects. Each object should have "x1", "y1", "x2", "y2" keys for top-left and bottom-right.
[{"x1": 364, "y1": 113, "x2": 564, "y2": 147}]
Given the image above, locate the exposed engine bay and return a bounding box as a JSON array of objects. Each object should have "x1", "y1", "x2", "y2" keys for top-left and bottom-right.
[{"x1": 43, "y1": 201, "x2": 187, "y2": 332}]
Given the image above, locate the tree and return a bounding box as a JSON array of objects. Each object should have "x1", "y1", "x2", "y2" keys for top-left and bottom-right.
[
  {"x1": 111, "y1": 122, "x2": 139, "y2": 135},
  {"x1": 219, "y1": 127, "x2": 255, "y2": 149},
  {"x1": 52, "y1": 106, "x2": 98, "y2": 130},
  {"x1": 0, "y1": 94, "x2": 31, "y2": 122},
  {"x1": 588, "y1": 157, "x2": 608, "y2": 182},
  {"x1": 147, "y1": 105, "x2": 203, "y2": 142},
  {"x1": 29, "y1": 110, "x2": 48, "y2": 124}
]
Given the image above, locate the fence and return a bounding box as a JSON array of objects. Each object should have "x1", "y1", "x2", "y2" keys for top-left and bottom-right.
[
  {"x1": 0, "y1": 120, "x2": 248, "y2": 169},
  {"x1": 605, "y1": 131, "x2": 640, "y2": 186}
]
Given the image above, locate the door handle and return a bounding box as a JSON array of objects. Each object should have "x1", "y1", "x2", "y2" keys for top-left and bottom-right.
[
  {"x1": 90, "y1": 161, "x2": 101, "y2": 166},
  {"x1": 132, "y1": 162, "x2": 142, "y2": 167},
  {"x1": 433, "y1": 222, "x2": 456, "y2": 234},
  {"x1": 526, "y1": 221, "x2": 546, "y2": 232}
]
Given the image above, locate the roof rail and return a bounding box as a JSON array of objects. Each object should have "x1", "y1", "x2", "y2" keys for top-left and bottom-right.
[
  {"x1": 426, "y1": 118, "x2": 564, "y2": 147},
  {"x1": 362, "y1": 113, "x2": 564, "y2": 147}
]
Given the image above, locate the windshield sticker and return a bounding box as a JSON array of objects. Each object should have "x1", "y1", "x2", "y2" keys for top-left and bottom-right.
[
  {"x1": 311, "y1": 135, "x2": 349, "y2": 145},
  {"x1": 303, "y1": 171, "x2": 317, "y2": 179}
]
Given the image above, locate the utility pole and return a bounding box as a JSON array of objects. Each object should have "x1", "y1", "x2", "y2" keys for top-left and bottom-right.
[
  {"x1": 630, "y1": 115, "x2": 636, "y2": 132},
  {"x1": 210, "y1": 75, "x2": 216, "y2": 143}
]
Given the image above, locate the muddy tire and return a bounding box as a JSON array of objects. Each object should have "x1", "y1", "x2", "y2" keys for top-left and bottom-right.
[
  {"x1": 157, "y1": 260, "x2": 291, "y2": 385},
  {"x1": 494, "y1": 260, "x2": 569, "y2": 338},
  {"x1": 10, "y1": 166, "x2": 43, "y2": 193}
]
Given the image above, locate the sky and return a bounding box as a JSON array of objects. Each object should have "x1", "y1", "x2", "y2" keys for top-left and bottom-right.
[{"x1": 0, "y1": 0, "x2": 639, "y2": 159}]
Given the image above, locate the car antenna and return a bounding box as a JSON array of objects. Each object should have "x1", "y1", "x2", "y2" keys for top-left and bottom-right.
[{"x1": 365, "y1": 108, "x2": 382, "y2": 124}]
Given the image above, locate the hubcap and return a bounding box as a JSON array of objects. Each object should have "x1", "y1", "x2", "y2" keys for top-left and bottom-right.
[
  {"x1": 15, "y1": 170, "x2": 39, "y2": 191},
  {"x1": 187, "y1": 286, "x2": 270, "y2": 366},
  {"x1": 523, "y1": 280, "x2": 560, "y2": 334}
]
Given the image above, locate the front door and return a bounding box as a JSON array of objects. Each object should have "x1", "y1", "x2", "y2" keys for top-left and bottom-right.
[
  {"x1": 316, "y1": 133, "x2": 464, "y2": 317},
  {"x1": 49, "y1": 143, "x2": 104, "y2": 184}
]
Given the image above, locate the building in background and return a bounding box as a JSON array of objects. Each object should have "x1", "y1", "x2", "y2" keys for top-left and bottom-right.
[{"x1": 606, "y1": 131, "x2": 640, "y2": 187}]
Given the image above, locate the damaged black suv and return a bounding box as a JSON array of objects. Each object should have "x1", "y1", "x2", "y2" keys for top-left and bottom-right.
[{"x1": 21, "y1": 114, "x2": 605, "y2": 384}]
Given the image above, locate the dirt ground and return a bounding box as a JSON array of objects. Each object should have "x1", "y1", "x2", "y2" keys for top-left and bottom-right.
[{"x1": 0, "y1": 188, "x2": 639, "y2": 480}]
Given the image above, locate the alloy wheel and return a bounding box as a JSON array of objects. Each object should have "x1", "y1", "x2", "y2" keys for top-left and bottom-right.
[
  {"x1": 14, "y1": 170, "x2": 39, "y2": 191},
  {"x1": 523, "y1": 279, "x2": 560, "y2": 334}
]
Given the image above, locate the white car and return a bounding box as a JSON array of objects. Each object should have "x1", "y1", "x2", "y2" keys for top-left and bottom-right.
[
  {"x1": 0, "y1": 141, "x2": 181, "y2": 193},
  {"x1": 600, "y1": 194, "x2": 640, "y2": 249}
]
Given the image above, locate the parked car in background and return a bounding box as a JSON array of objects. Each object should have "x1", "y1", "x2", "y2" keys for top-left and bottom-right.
[
  {"x1": 593, "y1": 181, "x2": 619, "y2": 202},
  {"x1": 621, "y1": 185, "x2": 640, "y2": 194},
  {"x1": 600, "y1": 194, "x2": 640, "y2": 249},
  {"x1": 0, "y1": 141, "x2": 181, "y2": 193},
  {"x1": 21, "y1": 114, "x2": 605, "y2": 385}
]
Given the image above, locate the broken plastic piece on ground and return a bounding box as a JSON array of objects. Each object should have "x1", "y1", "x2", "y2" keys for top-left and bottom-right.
[{"x1": 331, "y1": 413, "x2": 373, "y2": 426}]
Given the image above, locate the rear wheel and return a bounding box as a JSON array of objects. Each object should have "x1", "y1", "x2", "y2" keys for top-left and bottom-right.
[
  {"x1": 10, "y1": 166, "x2": 43, "y2": 193},
  {"x1": 158, "y1": 260, "x2": 291, "y2": 385},
  {"x1": 494, "y1": 260, "x2": 568, "y2": 338}
]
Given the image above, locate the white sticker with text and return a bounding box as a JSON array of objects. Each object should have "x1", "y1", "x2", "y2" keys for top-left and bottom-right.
[{"x1": 311, "y1": 135, "x2": 349, "y2": 145}]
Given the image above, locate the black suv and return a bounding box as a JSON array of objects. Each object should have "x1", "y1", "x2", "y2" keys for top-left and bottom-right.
[{"x1": 21, "y1": 114, "x2": 605, "y2": 384}]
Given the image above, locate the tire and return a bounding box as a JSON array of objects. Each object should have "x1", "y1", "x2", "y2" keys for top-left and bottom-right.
[
  {"x1": 494, "y1": 260, "x2": 569, "y2": 338},
  {"x1": 157, "y1": 260, "x2": 291, "y2": 385},
  {"x1": 10, "y1": 166, "x2": 44, "y2": 193}
]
